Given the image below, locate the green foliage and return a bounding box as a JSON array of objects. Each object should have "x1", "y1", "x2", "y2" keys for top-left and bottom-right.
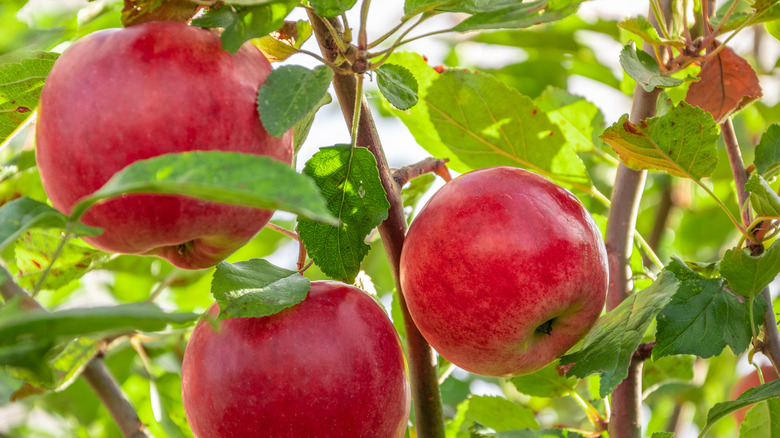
[
  {"x1": 293, "y1": 92, "x2": 332, "y2": 157},
  {"x1": 0, "y1": 51, "x2": 57, "y2": 145},
  {"x1": 534, "y1": 86, "x2": 605, "y2": 153},
  {"x1": 309, "y1": 0, "x2": 358, "y2": 18},
  {"x1": 298, "y1": 145, "x2": 390, "y2": 282},
  {"x1": 422, "y1": 68, "x2": 588, "y2": 186},
  {"x1": 601, "y1": 103, "x2": 719, "y2": 179},
  {"x1": 705, "y1": 380, "x2": 780, "y2": 433},
  {"x1": 375, "y1": 64, "x2": 419, "y2": 110},
  {"x1": 619, "y1": 44, "x2": 689, "y2": 92},
  {"x1": 754, "y1": 124, "x2": 780, "y2": 178},
  {"x1": 721, "y1": 243, "x2": 780, "y2": 299},
  {"x1": 211, "y1": 259, "x2": 310, "y2": 320},
  {"x1": 14, "y1": 230, "x2": 111, "y2": 291},
  {"x1": 0, "y1": 197, "x2": 102, "y2": 253},
  {"x1": 193, "y1": 2, "x2": 298, "y2": 54},
  {"x1": 509, "y1": 363, "x2": 577, "y2": 398},
  {"x1": 654, "y1": 258, "x2": 765, "y2": 359},
  {"x1": 561, "y1": 270, "x2": 679, "y2": 398},
  {"x1": 71, "y1": 151, "x2": 337, "y2": 226},
  {"x1": 746, "y1": 174, "x2": 780, "y2": 216},
  {"x1": 257, "y1": 65, "x2": 334, "y2": 138},
  {"x1": 447, "y1": 395, "x2": 538, "y2": 436}
]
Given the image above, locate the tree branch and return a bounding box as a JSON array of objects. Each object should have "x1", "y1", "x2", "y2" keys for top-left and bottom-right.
[
  {"x1": 0, "y1": 268, "x2": 150, "y2": 438},
  {"x1": 721, "y1": 119, "x2": 780, "y2": 372},
  {"x1": 393, "y1": 157, "x2": 451, "y2": 187},
  {"x1": 606, "y1": 1, "x2": 670, "y2": 435},
  {"x1": 308, "y1": 12, "x2": 445, "y2": 438}
]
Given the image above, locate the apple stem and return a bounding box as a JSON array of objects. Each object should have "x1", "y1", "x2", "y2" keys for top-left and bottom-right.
[
  {"x1": 309, "y1": 12, "x2": 446, "y2": 438},
  {"x1": 0, "y1": 265, "x2": 150, "y2": 438},
  {"x1": 392, "y1": 157, "x2": 451, "y2": 188}
]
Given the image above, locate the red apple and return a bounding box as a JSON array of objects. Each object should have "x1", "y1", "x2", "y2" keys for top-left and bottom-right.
[
  {"x1": 732, "y1": 364, "x2": 779, "y2": 424},
  {"x1": 36, "y1": 21, "x2": 293, "y2": 269},
  {"x1": 181, "y1": 280, "x2": 411, "y2": 437},
  {"x1": 399, "y1": 166, "x2": 608, "y2": 377}
]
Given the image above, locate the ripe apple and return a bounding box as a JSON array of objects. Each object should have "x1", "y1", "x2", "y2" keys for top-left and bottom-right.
[
  {"x1": 36, "y1": 21, "x2": 293, "y2": 269},
  {"x1": 181, "y1": 280, "x2": 411, "y2": 437},
  {"x1": 732, "y1": 364, "x2": 779, "y2": 424},
  {"x1": 399, "y1": 166, "x2": 608, "y2": 377}
]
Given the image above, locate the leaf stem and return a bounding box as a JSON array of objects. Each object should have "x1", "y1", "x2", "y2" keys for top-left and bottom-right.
[
  {"x1": 358, "y1": 0, "x2": 371, "y2": 50},
  {"x1": 31, "y1": 221, "x2": 76, "y2": 297}
]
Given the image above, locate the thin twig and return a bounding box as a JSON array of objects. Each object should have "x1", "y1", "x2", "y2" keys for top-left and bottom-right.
[{"x1": 392, "y1": 157, "x2": 451, "y2": 187}]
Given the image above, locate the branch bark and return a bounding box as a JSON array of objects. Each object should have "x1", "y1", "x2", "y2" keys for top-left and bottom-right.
[
  {"x1": 308, "y1": 13, "x2": 445, "y2": 437},
  {"x1": 606, "y1": 1, "x2": 669, "y2": 435},
  {"x1": 0, "y1": 269, "x2": 150, "y2": 438},
  {"x1": 721, "y1": 119, "x2": 780, "y2": 373}
]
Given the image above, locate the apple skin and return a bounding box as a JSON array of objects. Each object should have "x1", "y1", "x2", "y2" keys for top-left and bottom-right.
[
  {"x1": 399, "y1": 166, "x2": 608, "y2": 377},
  {"x1": 732, "y1": 364, "x2": 779, "y2": 424},
  {"x1": 181, "y1": 280, "x2": 411, "y2": 438},
  {"x1": 35, "y1": 21, "x2": 293, "y2": 269}
]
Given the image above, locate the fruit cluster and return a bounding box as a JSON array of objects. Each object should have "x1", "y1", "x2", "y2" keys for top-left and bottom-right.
[{"x1": 37, "y1": 21, "x2": 608, "y2": 437}]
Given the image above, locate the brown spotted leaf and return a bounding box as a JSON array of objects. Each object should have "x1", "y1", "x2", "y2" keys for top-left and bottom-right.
[
  {"x1": 600, "y1": 103, "x2": 719, "y2": 179},
  {"x1": 122, "y1": 0, "x2": 200, "y2": 26},
  {"x1": 685, "y1": 46, "x2": 762, "y2": 123}
]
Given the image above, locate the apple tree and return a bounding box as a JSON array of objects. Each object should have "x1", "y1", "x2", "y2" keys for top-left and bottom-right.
[{"x1": 2, "y1": 0, "x2": 780, "y2": 437}]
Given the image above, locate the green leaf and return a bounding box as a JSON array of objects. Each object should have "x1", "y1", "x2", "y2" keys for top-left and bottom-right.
[
  {"x1": 401, "y1": 173, "x2": 435, "y2": 223},
  {"x1": 253, "y1": 20, "x2": 313, "y2": 62},
  {"x1": 297, "y1": 145, "x2": 390, "y2": 282},
  {"x1": 740, "y1": 398, "x2": 780, "y2": 437},
  {"x1": 453, "y1": 0, "x2": 582, "y2": 32},
  {"x1": 14, "y1": 229, "x2": 111, "y2": 290},
  {"x1": 0, "y1": 303, "x2": 198, "y2": 344},
  {"x1": 258, "y1": 65, "x2": 334, "y2": 138},
  {"x1": 382, "y1": 52, "x2": 471, "y2": 172},
  {"x1": 0, "y1": 197, "x2": 102, "y2": 254},
  {"x1": 510, "y1": 362, "x2": 577, "y2": 398},
  {"x1": 150, "y1": 373, "x2": 192, "y2": 438},
  {"x1": 293, "y1": 92, "x2": 332, "y2": 156},
  {"x1": 404, "y1": 0, "x2": 456, "y2": 15},
  {"x1": 7, "y1": 337, "x2": 96, "y2": 390},
  {"x1": 618, "y1": 16, "x2": 685, "y2": 48},
  {"x1": 221, "y1": 2, "x2": 298, "y2": 54},
  {"x1": 704, "y1": 380, "x2": 780, "y2": 432},
  {"x1": 642, "y1": 355, "x2": 695, "y2": 394},
  {"x1": 425, "y1": 68, "x2": 589, "y2": 186},
  {"x1": 619, "y1": 44, "x2": 687, "y2": 92},
  {"x1": 210, "y1": 259, "x2": 310, "y2": 320},
  {"x1": 190, "y1": 6, "x2": 237, "y2": 28},
  {"x1": 375, "y1": 64, "x2": 419, "y2": 110},
  {"x1": 71, "y1": 151, "x2": 337, "y2": 226},
  {"x1": 452, "y1": 396, "x2": 538, "y2": 434},
  {"x1": 600, "y1": 103, "x2": 719, "y2": 179},
  {"x1": 650, "y1": 433, "x2": 675, "y2": 438},
  {"x1": 534, "y1": 86, "x2": 605, "y2": 152},
  {"x1": 721, "y1": 244, "x2": 780, "y2": 299},
  {"x1": 746, "y1": 174, "x2": 780, "y2": 217},
  {"x1": 472, "y1": 428, "x2": 585, "y2": 437},
  {"x1": 0, "y1": 51, "x2": 58, "y2": 146},
  {"x1": 309, "y1": 0, "x2": 358, "y2": 17},
  {"x1": 560, "y1": 270, "x2": 679, "y2": 398},
  {"x1": 653, "y1": 258, "x2": 763, "y2": 359},
  {"x1": 754, "y1": 124, "x2": 780, "y2": 178}
]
